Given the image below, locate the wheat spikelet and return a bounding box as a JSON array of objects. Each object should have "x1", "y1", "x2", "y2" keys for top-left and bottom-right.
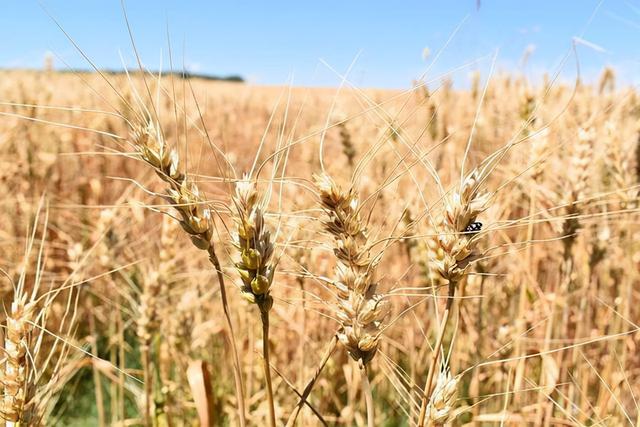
[
  {"x1": 137, "y1": 273, "x2": 161, "y2": 354},
  {"x1": 0, "y1": 235, "x2": 83, "y2": 427},
  {"x1": 598, "y1": 67, "x2": 616, "y2": 96},
  {"x1": 470, "y1": 71, "x2": 481, "y2": 102},
  {"x1": 339, "y1": 121, "x2": 356, "y2": 167},
  {"x1": 519, "y1": 87, "x2": 536, "y2": 134},
  {"x1": 400, "y1": 208, "x2": 418, "y2": 258},
  {"x1": 560, "y1": 127, "x2": 594, "y2": 253},
  {"x1": 129, "y1": 115, "x2": 220, "y2": 258},
  {"x1": 231, "y1": 174, "x2": 278, "y2": 426},
  {"x1": 138, "y1": 217, "x2": 177, "y2": 345},
  {"x1": 530, "y1": 128, "x2": 549, "y2": 183},
  {"x1": 91, "y1": 208, "x2": 118, "y2": 268},
  {"x1": 569, "y1": 128, "x2": 594, "y2": 202}
]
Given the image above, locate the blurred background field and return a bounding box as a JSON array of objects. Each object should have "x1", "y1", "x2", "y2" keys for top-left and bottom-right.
[{"x1": 1, "y1": 2, "x2": 640, "y2": 426}]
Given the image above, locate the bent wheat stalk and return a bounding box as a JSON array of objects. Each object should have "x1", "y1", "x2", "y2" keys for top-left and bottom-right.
[
  {"x1": 129, "y1": 117, "x2": 246, "y2": 426},
  {"x1": 286, "y1": 334, "x2": 338, "y2": 426}
]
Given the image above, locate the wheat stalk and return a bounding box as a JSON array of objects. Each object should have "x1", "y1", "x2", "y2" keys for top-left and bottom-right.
[
  {"x1": 135, "y1": 216, "x2": 171, "y2": 424},
  {"x1": 231, "y1": 175, "x2": 277, "y2": 427},
  {"x1": 314, "y1": 173, "x2": 391, "y2": 426},
  {"x1": 129, "y1": 116, "x2": 247, "y2": 426},
  {"x1": 418, "y1": 165, "x2": 491, "y2": 427}
]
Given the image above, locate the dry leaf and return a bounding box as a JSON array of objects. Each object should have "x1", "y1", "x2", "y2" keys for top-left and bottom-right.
[
  {"x1": 187, "y1": 359, "x2": 215, "y2": 426},
  {"x1": 541, "y1": 354, "x2": 559, "y2": 394}
]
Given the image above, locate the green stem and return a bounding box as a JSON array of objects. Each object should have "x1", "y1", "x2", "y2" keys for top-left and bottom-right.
[{"x1": 142, "y1": 341, "x2": 152, "y2": 427}]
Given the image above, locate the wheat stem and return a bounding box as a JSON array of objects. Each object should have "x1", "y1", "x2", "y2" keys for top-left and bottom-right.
[
  {"x1": 142, "y1": 345, "x2": 152, "y2": 427},
  {"x1": 88, "y1": 307, "x2": 106, "y2": 427},
  {"x1": 261, "y1": 309, "x2": 277, "y2": 427},
  {"x1": 360, "y1": 364, "x2": 375, "y2": 427},
  {"x1": 208, "y1": 247, "x2": 247, "y2": 427}
]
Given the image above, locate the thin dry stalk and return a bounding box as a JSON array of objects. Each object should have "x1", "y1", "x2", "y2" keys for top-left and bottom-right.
[
  {"x1": 137, "y1": 270, "x2": 160, "y2": 426},
  {"x1": 286, "y1": 334, "x2": 338, "y2": 426},
  {"x1": 360, "y1": 365, "x2": 375, "y2": 427},
  {"x1": 88, "y1": 304, "x2": 106, "y2": 427},
  {"x1": 261, "y1": 310, "x2": 276, "y2": 427}
]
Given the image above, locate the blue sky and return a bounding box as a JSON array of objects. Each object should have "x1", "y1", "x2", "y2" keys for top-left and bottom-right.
[{"x1": 1, "y1": 1, "x2": 639, "y2": 88}]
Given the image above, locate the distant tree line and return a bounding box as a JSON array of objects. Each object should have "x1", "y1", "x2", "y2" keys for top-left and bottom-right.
[
  {"x1": 74, "y1": 69, "x2": 245, "y2": 82},
  {"x1": 1, "y1": 67, "x2": 245, "y2": 83}
]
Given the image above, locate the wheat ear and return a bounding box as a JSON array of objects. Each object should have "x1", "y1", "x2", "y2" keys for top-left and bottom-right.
[
  {"x1": 2, "y1": 296, "x2": 36, "y2": 426},
  {"x1": 314, "y1": 173, "x2": 390, "y2": 365},
  {"x1": 423, "y1": 369, "x2": 459, "y2": 426}
]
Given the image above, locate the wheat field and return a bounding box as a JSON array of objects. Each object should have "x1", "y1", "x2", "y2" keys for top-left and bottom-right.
[{"x1": 0, "y1": 62, "x2": 639, "y2": 426}]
